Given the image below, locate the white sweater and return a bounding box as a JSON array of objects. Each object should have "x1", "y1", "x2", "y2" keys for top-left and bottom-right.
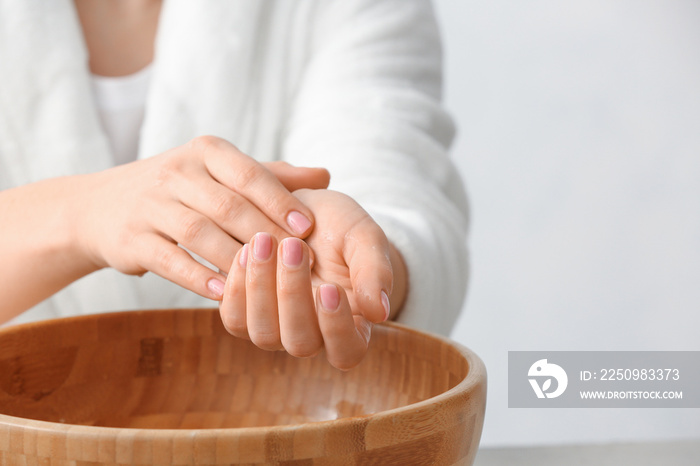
[{"x1": 0, "y1": 0, "x2": 468, "y2": 336}]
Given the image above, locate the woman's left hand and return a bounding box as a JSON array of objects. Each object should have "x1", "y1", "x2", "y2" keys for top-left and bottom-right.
[{"x1": 219, "y1": 188, "x2": 406, "y2": 370}]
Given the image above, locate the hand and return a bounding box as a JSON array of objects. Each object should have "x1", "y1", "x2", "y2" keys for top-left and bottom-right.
[
  {"x1": 219, "y1": 189, "x2": 407, "y2": 370},
  {"x1": 73, "y1": 136, "x2": 330, "y2": 300}
]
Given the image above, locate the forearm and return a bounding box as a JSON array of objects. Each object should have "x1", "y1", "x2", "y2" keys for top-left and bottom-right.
[{"x1": 0, "y1": 176, "x2": 99, "y2": 322}]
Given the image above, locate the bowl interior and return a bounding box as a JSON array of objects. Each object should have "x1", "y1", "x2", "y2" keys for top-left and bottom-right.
[{"x1": 0, "y1": 309, "x2": 470, "y2": 429}]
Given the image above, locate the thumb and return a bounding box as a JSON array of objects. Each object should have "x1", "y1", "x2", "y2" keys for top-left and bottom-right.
[{"x1": 345, "y1": 218, "x2": 393, "y2": 323}]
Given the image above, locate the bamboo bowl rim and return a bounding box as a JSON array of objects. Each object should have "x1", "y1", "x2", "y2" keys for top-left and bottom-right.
[{"x1": 0, "y1": 309, "x2": 486, "y2": 439}]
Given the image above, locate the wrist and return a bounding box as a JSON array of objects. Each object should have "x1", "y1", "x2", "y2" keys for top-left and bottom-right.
[
  {"x1": 0, "y1": 175, "x2": 103, "y2": 319},
  {"x1": 49, "y1": 174, "x2": 106, "y2": 275}
]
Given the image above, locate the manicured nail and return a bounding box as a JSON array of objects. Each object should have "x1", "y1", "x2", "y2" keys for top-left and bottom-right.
[
  {"x1": 253, "y1": 233, "x2": 272, "y2": 261},
  {"x1": 287, "y1": 211, "x2": 312, "y2": 235},
  {"x1": 381, "y1": 290, "x2": 391, "y2": 321},
  {"x1": 282, "y1": 238, "x2": 303, "y2": 267},
  {"x1": 320, "y1": 284, "x2": 340, "y2": 312},
  {"x1": 238, "y1": 244, "x2": 249, "y2": 267},
  {"x1": 207, "y1": 278, "x2": 225, "y2": 297}
]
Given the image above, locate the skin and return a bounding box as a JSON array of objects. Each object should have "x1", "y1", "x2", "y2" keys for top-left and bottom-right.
[
  {"x1": 73, "y1": 0, "x2": 162, "y2": 76},
  {"x1": 0, "y1": 0, "x2": 409, "y2": 370},
  {"x1": 0, "y1": 138, "x2": 330, "y2": 320},
  {"x1": 220, "y1": 190, "x2": 408, "y2": 370}
]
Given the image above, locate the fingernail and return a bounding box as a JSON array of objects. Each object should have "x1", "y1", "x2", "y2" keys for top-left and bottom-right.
[
  {"x1": 253, "y1": 233, "x2": 272, "y2": 261},
  {"x1": 287, "y1": 211, "x2": 312, "y2": 235},
  {"x1": 282, "y1": 238, "x2": 303, "y2": 267},
  {"x1": 239, "y1": 244, "x2": 249, "y2": 267},
  {"x1": 207, "y1": 278, "x2": 225, "y2": 297},
  {"x1": 320, "y1": 284, "x2": 340, "y2": 312},
  {"x1": 381, "y1": 290, "x2": 391, "y2": 321}
]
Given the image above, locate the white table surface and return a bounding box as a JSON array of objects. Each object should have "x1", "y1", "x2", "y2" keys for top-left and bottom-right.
[{"x1": 473, "y1": 439, "x2": 700, "y2": 466}]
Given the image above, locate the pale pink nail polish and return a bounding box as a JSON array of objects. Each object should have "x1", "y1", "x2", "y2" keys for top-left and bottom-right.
[
  {"x1": 207, "y1": 278, "x2": 225, "y2": 297},
  {"x1": 282, "y1": 238, "x2": 303, "y2": 267},
  {"x1": 381, "y1": 290, "x2": 391, "y2": 321},
  {"x1": 239, "y1": 244, "x2": 249, "y2": 267},
  {"x1": 287, "y1": 211, "x2": 312, "y2": 235},
  {"x1": 320, "y1": 284, "x2": 340, "y2": 312},
  {"x1": 253, "y1": 233, "x2": 272, "y2": 260}
]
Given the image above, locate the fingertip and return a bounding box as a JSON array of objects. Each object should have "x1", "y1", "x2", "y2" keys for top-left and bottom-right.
[
  {"x1": 381, "y1": 290, "x2": 391, "y2": 322},
  {"x1": 319, "y1": 283, "x2": 340, "y2": 312},
  {"x1": 317, "y1": 283, "x2": 370, "y2": 370},
  {"x1": 280, "y1": 236, "x2": 304, "y2": 268},
  {"x1": 286, "y1": 210, "x2": 313, "y2": 237},
  {"x1": 356, "y1": 290, "x2": 390, "y2": 324},
  {"x1": 285, "y1": 164, "x2": 330, "y2": 189},
  {"x1": 238, "y1": 243, "x2": 249, "y2": 267},
  {"x1": 220, "y1": 307, "x2": 249, "y2": 340},
  {"x1": 220, "y1": 244, "x2": 249, "y2": 339},
  {"x1": 206, "y1": 277, "x2": 225, "y2": 300},
  {"x1": 346, "y1": 238, "x2": 394, "y2": 322},
  {"x1": 312, "y1": 167, "x2": 331, "y2": 188},
  {"x1": 251, "y1": 232, "x2": 274, "y2": 262},
  {"x1": 308, "y1": 246, "x2": 316, "y2": 269}
]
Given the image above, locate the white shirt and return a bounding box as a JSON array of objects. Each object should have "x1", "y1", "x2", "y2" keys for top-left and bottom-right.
[
  {"x1": 90, "y1": 65, "x2": 152, "y2": 166},
  {"x1": 0, "y1": 0, "x2": 468, "y2": 336}
]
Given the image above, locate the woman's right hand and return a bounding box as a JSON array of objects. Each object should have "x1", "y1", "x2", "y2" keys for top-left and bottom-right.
[{"x1": 73, "y1": 135, "x2": 329, "y2": 301}]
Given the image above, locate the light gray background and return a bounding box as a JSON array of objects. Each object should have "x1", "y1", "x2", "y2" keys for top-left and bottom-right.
[{"x1": 433, "y1": 0, "x2": 700, "y2": 447}]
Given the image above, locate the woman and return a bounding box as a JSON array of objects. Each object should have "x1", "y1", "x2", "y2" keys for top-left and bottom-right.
[{"x1": 0, "y1": 0, "x2": 468, "y2": 369}]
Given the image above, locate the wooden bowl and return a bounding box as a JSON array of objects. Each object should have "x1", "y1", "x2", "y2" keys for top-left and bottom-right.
[{"x1": 0, "y1": 309, "x2": 486, "y2": 465}]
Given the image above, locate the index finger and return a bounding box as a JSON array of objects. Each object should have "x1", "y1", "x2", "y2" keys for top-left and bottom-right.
[{"x1": 190, "y1": 136, "x2": 316, "y2": 238}]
